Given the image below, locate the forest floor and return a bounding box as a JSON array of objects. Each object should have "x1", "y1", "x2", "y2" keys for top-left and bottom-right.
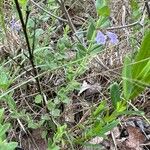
[{"x1": 1, "y1": 0, "x2": 150, "y2": 150}]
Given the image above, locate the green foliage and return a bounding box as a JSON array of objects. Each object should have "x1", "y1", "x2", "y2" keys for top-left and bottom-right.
[
  {"x1": 0, "y1": 0, "x2": 149, "y2": 149},
  {"x1": 96, "y1": 0, "x2": 110, "y2": 16},
  {"x1": 87, "y1": 21, "x2": 95, "y2": 41},
  {"x1": 110, "y1": 82, "x2": 121, "y2": 109},
  {"x1": 35, "y1": 94, "x2": 43, "y2": 104},
  {"x1": 0, "y1": 67, "x2": 11, "y2": 90},
  {"x1": 122, "y1": 56, "x2": 132, "y2": 100},
  {"x1": 48, "y1": 124, "x2": 67, "y2": 150},
  {"x1": 122, "y1": 31, "x2": 150, "y2": 99},
  {"x1": 0, "y1": 109, "x2": 18, "y2": 150},
  {"x1": 92, "y1": 101, "x2": 106, "y2": 117}
]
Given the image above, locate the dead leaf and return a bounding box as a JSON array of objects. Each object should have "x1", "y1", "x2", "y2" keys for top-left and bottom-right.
[
  {"x1": 125, "y1": 126, "x2": 145, "y2": 150},
  {"x1": 78, "y1": 81, "x2": 101, "y2": 96}
]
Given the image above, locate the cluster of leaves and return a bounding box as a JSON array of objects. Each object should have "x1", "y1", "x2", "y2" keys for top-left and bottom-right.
[
  {"x1": 0, "y1": 109, "x2": 17, "y2": 150},
  {"x1": 0, "y1": 0, "x2": 149, "y2": 149}
]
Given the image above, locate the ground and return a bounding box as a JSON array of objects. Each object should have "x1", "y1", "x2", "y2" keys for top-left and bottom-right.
[{"x1": 0, "y1": 0, "x2": 150, "y2": 150}]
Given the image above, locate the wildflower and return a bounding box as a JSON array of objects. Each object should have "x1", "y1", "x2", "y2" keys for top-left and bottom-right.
[
  {"x1": 106, "y1": 31, "x2": 119, "y2": 45},
  {"x1": 95, "y1": 31, "x2": 119, "y2": 45},
  {"x1": 95, "y1": 31, "x2": 107, "y2": 45},
  {"x1": 10, "y1": 18, "x2": 21, "y2": 32}
]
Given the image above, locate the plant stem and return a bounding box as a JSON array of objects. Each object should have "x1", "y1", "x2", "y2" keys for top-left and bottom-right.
[{"x1": 14, "y1": 0, "x2": 42, "y2": 95}]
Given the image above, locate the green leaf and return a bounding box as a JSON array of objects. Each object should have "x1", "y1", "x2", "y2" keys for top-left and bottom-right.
[
  {"x1": 96, "y1": 0, "x2": 106, "y2": 10},
  {"x1": 51, "y1": 109, "x2": 60, "y2": 117},
  {"x1": 35, "y1": 94, "x2": 43, "y2": 104},
  {"x1": 0, "y1": 123, "x2": 10, "y2": 137},
  {"x1": 0, "y1": 68, "x2": 10, "y2": 90},
  {"x1": 96, "y1": 16, "x2": 110, "y2": 28},
  {"x1": 0, "y1": 109, "x2": 4, "y2": 124},
  {"x1": 87, "y1": 21, "x2": 95, "y2": 41},
  {"x1": 130, "y1": 0, "x2": 138, "y2": 10},
  {"x1": 77, "y1": 43, "x2": 86, "y2": 52},
  {"x1": 87, "y1": 120, "x2": 119, "y2": 138},
  {"x1": 0, "y1": 142, "x2": 18, "y2": 150},
  {"x1": 132, "y1": 31, "x2": 150, "y2": 79},
  {"x1": 130, "y1": 31, "x2": 150, "y2": 99},
  {"x1": 4, "y1": 95, "x2": 17, "y2": 111},
  {"x1": 116, "y1": 101, "x2": 126, "y2": 112},
  {"x1": 18, "y1": 0, "x2": 27, "y2": 6},
  {"x1": 96, "y1": 0, "x2": 110, "y2": 16},
  {"x1": 35, "y1": 28, "x2": 44, "y2": 38},
  {"x1": 48, "y1": 144, "x2": 60, "y2": 150},
  {"x1": 97, "y1": 6, "x2": 110, "y2": 16},
  {"x1": 110, "y1": 82, "x2": 121, "y2": 109},
  {"x1": 47, "y1": 101, "x2": 56, "y2": 111},
  {"x1": 122, "y1": 56, "x2": 132, "y2": 100},
  {"x1": 93, "y1": 101, "x2": 106, "y2": 117},
  {"x1": 89, "y1": 44, "x2": 102, "y2": 55},
  {"x1": 96, "y1": 120, "x2": 119, "y2": 136}
]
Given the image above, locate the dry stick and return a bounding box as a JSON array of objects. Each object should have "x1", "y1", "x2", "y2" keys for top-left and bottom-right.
[
  {"x1": 55, "y1": 0, "x2": 82, "y2": 43},
  {"x1": 30, "y1": 0, "x2": 68, "y2": 23},
  {"x1": 145, "y1": 0, "x2": 150, "y2": 19},
  {"x1": 5, "y1": 51, "x2": 34, "y2": 77},
  {"x1": 14, "y1": 0, "x2": 42, "y2": 95},
  {"x1": 104, "y1": 21, "x2": 140, "y2": 30}
]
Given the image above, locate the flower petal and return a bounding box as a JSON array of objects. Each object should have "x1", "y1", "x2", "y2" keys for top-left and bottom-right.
[
  {"x1": 10, "y1": 18, "x2": 21, "y2": 31},
  {"x1": 106, "y1": 31, "x2": 119, "y2": 44},
  {"x1": 95, "y1": 31, "x2": 107, "y2": 45}
]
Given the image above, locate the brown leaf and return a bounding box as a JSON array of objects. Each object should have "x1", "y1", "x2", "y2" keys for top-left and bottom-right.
[{"x1": 125, "y1": 126, "x2": 145, "y2": 150}]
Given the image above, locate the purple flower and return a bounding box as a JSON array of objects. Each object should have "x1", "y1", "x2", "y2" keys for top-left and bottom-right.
[
  {"x1": 10, "y1": 18, "x2": 21, "y2": 32},
  {"x1": 106, "y1": 31, "x2": 119, "y2": 44},
  {"x1": 95, "y1": 31, "x2": 107, "y2": 45}
]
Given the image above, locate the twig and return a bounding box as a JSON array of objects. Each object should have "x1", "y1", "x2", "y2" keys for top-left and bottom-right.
[
  {"x1": 14, "y1": 0, "x2": 42, "y2": 95},
  {"x1": 145, "y1": 0, "x2": 150, "y2": 19},
  {"x1": 32, "y1": 19, "x2": 37, "y2": 55},
  {"x1": 25, "y1": 5, "x2": 30, "y2": 27},
  {"x1": 105, "y1": 21, "x2": 140, "y2": 30},
  {"x1": 55, "y1": 0, "x2": 82, "y2": 43},
  {"x1": 30, "y1": 0, "x2": 68, "y2": 23}
]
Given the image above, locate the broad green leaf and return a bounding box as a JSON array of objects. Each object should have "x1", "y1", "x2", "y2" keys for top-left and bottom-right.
[
  {"x1": 110, "y1": 82, "x2": 121, "y2": 109},
  {"x1": 122, "y1": 56, "x2": 132, "y2": 100},
  {"x1": 130, "y1": 31, "x2": 150, "y2": 99},
  {"x1": 132, "y1": 31, "x2": 150, "y2": 79},
  {"x1": 87, "y1": 21, "x2": 95, "y2": 41}
]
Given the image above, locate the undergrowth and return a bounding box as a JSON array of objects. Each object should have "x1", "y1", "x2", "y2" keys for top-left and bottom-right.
[{"x1": 0, "y1": 0, "x2": 150, "y2": 150}]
